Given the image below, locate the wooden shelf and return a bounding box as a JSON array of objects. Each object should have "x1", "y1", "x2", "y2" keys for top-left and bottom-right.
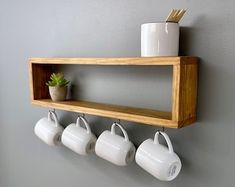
[
  {"x1": 29, "y1": 56, "x2": 197, "y2": 65},
  {"x1": 32, "y1": 99, "x2": 177, "y2": 127},
  {"x1": 29, "y1": 57, "x2": 198, "y2": 128}
]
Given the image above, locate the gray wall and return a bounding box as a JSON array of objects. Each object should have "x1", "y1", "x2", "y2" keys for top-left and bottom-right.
[{"x1": 0, "y1": 0, "x2": 234, "y2": 187}]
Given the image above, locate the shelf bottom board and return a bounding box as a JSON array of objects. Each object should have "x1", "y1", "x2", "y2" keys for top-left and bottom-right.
[{"x1": 31, "y1": 99, "x2": 179, "y2": 128}]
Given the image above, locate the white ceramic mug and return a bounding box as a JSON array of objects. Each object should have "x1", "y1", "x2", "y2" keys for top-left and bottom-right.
[
  {"x1": 135, "y1": 131, "x2": 181, "y2": 181},
  {"x1": 95, "y1": 122, "x2": 136, "y2": 166},
  {"x1": 141, "y1": 22, "x2": 179, "y2": 57},
  {"x1": 34, "y1": 111, "x2": 64, "y2": 146},
  {"x1": 61, "y1": 116, "x2": 97, "y2": 155}
]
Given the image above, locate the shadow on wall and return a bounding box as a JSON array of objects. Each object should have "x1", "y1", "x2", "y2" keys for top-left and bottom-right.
[
  {"x1": 179, "y1": 26, "x2": 194, "y2": 56},
  {"x1": 44, "y1": 14, "x2": 235, "y2": 187},
  {"x1": 56, "y1": 112, "x2": 164, "y2": 185},
  {"x1": 179, "y1": 15, "x2": 206, "y2": 55},
  {"x1": 176, "y1": 14, "x2": 235, "y2": 186}
]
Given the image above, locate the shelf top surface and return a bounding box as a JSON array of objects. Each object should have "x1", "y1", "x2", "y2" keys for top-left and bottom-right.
[
  {"x1": 32, "y1": 99, "x2": 177, "y2": 128},
  {"x1": 29, "y1": 56, "x2": 198, "y2": 66}
]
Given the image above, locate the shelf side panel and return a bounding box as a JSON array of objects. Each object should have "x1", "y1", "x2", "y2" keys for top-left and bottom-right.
[
  {"x1": 30, "y1": 63, "x2": 54, "y2": 100},
  {"x1": 172, "y1": 61, "x2": 198, "y2": 127}
]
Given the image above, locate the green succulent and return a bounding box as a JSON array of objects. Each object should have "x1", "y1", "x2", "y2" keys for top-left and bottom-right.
[{"x1": 46, "y1": 73, "x2": 70, "y2": 87}]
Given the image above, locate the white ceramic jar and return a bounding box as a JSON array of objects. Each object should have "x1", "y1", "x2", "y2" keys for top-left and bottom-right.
[{"x1": 141, "y1": 22, "x2": 179, "y2": 57}]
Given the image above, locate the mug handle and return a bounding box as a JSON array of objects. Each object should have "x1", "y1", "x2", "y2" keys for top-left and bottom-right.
[
  {"x1": 48, "y1": 111, "x2": 59, "y2": 127},
  {"x1": 111, "y1": 122, "x2": 129, "y2": 142},
  {"x1": 154, "y1": 131, "x2": 174, "y2": 154},
  {"x1": 76, "y1": 116, "x2": 91, "y2": 134}
]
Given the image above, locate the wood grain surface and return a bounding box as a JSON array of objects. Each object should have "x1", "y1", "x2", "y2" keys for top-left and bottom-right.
[{"x1": 29, "y1": 56, "x2": 199, "y2": 128}]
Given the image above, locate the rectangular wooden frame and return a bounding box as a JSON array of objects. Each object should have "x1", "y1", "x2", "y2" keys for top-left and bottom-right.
[{"x1": 29, "y1": 57, "x2": 198, "y2": 128}]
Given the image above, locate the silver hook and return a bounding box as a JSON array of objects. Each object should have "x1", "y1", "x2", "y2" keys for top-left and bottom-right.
[
  {"x1": 116, "y1": 119, "x2": 121, "y2": 124},
  {"x1": 157, "y1": 127, "x2": 165, "y2": 133},
  {"x1": 78, "y1": 113, "x2": 85, "y2": 118},
  {"x1": 49, "y1": 108, "x2": 56, "y2": 113}
]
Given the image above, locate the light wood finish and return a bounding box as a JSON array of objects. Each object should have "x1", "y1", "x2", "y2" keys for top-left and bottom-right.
[
  {"x1": 32, "y1": 99, "x2": 175, "y2": 128},
  {"x1": 166, "y1": 9, "x2": 177, "y2": 22},
  {"x1": 175, "y1": 9, "x2": 186, "y2": 22},
  {"x1": 172, "y1": 62, "x2": 198, "y2": 127},
  {"x1": 29, "y1": 56, "x2": 198, "y2": 128},
  {"x1": 166, "y1": 9, "x2": 186, "y2": 23},
  {"x1": 29, "y1": 56, "x2": 197, "y2": 66}
]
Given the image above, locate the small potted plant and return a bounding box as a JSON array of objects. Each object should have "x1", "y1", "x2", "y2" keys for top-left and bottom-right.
[{"x1": 46, "y1": 73, "x2": 70, "y2": 101}]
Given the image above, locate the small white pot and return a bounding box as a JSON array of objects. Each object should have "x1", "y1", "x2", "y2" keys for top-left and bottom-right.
[
  {"x1": 141, "y1": 22, "x2": 179, "y2": 57},
  {"x1": 49, "y1": 86, "x2": 67, "y2": 101}
]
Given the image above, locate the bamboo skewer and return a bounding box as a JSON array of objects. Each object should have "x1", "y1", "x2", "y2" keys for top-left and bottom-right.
[{"x1": 166, "y1": 9, "x2": 186, "y2": 23}]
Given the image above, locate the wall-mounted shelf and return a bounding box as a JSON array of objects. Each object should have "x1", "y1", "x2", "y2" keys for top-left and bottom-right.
[{"x1": 29, "y1": 57, "x2": 198, "y2": 128}]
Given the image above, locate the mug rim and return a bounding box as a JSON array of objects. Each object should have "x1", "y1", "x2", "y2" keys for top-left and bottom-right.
[{"x1": 141, "y1": 22, "x2": 179, "y2": 26}]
